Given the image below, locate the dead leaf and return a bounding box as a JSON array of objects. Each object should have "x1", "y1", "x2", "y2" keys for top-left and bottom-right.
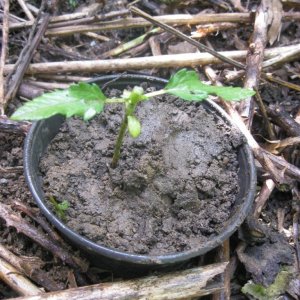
[
  {"x1": 263, "y1": 137, "x2": 300, "y2": 154},
  {"x1": 267, "y1": 0, "x2": 283, "y2": 45}
]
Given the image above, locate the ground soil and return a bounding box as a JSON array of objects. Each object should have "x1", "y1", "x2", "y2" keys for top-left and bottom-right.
[
  {"x1": 40, "y1": 89, "x2": 244, "y2": 255},
  {"x1": 1, "y1": 0, "x2": 300, "y2": 298}
]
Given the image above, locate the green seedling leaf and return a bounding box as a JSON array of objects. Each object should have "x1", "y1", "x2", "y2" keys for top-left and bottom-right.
[
  {"x1": 123, "y1": 86, "x2": 147, "y2": 105},
  {"x1": 195, "y1": 83, "x2": 256, "y2": 101},
  {"x1": 11, "y1": 83, "x2": 106, "y2": 121},
  {"x1": 69, "y1": 82, "x2": 106, "y2": 101},
  {"x1": 127, "y1": 115, "x2": 141, "y2": 138},
  {"x1": 165, "y1": 69, "x2": 255, "y2": 102},
  {"x1": 165, "y1": 69, "x2": 208, "y2": 101},
  {"x1": 49, "y1": 196, "x2": 70, "y2": 221},
  {"x1": 57, "y1": 200, "x2": 70, "y2": 211}
]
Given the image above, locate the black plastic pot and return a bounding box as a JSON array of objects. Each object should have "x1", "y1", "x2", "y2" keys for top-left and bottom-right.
[{"x1": 24, "y1": 74, "x2": 256, "y2": 272}]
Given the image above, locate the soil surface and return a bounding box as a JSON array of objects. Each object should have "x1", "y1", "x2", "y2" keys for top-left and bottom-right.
[{"x1": 40, "y1": 89, "x2": 244, "y2": 255}]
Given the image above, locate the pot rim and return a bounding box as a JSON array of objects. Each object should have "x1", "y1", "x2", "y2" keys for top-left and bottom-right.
[{"x1": 24, "y1": 73, "x2": 256, "y2": 266}]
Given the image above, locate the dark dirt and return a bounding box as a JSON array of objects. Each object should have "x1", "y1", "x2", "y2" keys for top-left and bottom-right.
[
  {"x1": 0, "y1": 132, "x2": 74, "y2": 297},
  {"x1": 40, "y1": 89, "x2": 244, "y2": 255}
]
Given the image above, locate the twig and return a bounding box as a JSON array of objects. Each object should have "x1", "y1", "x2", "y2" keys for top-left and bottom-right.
[
  {"x1": 48, "y1": 9, "x2": 130, "y2": 29},
  {"x1": 0, "y1": 0, "x2": 9, "y2": 115},
  {"x1": 0, "y1": 256, "x2": 42, "y2": 296},
  {"x1": 17, "y1": 0, "x2": 35, "y2": 21},
  {"x1": 0, "y1": 165, "x2": 23, "y2": 173},
  {"x1": 3, "y1": 45, "x2": 297, "y2": 75},
  {"x1": 253, "y1": 179, "x2": 276, "y2": 218},
  {"x1": 0, "y1": 243, "x2": 63, "y2": 291},
  {"x1": 0, "y1": 9, "x2": 26, "y2": 23},
  {"x1": 33, "y1": 74, "x2": 91, "y2": 82},
  {"x1": 293, "y1": 206, "x2": 300, "y2": 272},
  {"x1": 9, "y1": 263, "x2": 228, "y2": 300},
  {"x1": 12, "y1": 201, "x2": 63, "y2": 244},
  {"x1": 0, "y1": 203, "x2": 87, "y2": 273},
  {"x1": 83, "y1": 32, "x2": 110, "y2": 42},
  {"x1": 0, "y1": 115, "x2": 31, "y2": 134},
  {"x1": 264, "y1": 73, "x2": 300, "y2": 92},
  {"x1": 267, "y1": 104, "x2": 300, "y2": 137},
  {"x1": 4, "y1": 13, "x2": 50, "y2": 110},
  {"x1": 4, "y1": 11, "x2": 300, "y2": 32},
  {"x1": 254, "y1": 87, "x2": 276, "y2": 140},
  {"x1": 263, "y1": 43, "x2": 300, "y2": 69},
  {"x1": 239, "y1": 0, "x2": 270, "y2": 126},
  {"x1": 42, "y1": 11, "x2": 300, "y2": 37},
  {"x1": 24, "y1": 80, "x2": 70, "y2": 90},
  {"x1": 130, "y1": 6, "x2": 245, "y2": 70},
  {"x1": 18, "y1": 82, "x2": 44, "y2": 100}
]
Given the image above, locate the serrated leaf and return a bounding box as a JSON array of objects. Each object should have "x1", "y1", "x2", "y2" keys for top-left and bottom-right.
[
  {"x1": 127, "y1": 115, "x2": 141, "y2": 138},
  {"x1": 165, "y1": 69, "x2": 208, "y2": 101},
  {"x1": 69, "y1": 82, "x2": 106, "y2": 101},
  {"x1": 11, "y1": 84, "x2": 106, "y2": 121},
  {"x1": 195, "y1": 83, "x2": 256, "y2": 101},
  {"x1": 165, "y1": 69, "x2": 255, "y2": 102}
]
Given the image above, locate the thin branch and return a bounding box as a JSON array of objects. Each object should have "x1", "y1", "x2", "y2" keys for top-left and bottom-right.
[
  {"x1": 17, "y1": 0, "x2": 35, "y2": 21},
  {"x1": 254, "y1": 87, "x2": 276, "y2": 140},
  {"x1": 239, "y1": 0, "x2": 270, "y2": 126},
  {"x1": 0, "y1": 243, "x2": 63, "y2": 291},
  {"x1": 0, "y1": 256, "x2": 42, "y2": 296},
  {"x1": 3, "y1": 45, "x2": 297, "y2": 75},
  {"x1": 0, "y1": 0, "x2": 9, "y2": 115},
  {"x1": 3, "y1": 14, "x2": 50, "y2": 110}
]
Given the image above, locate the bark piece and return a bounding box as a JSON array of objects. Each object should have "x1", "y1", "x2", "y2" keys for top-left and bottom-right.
[{"x1": 9, "y1": 262, "x2": 228, "y2": 300}]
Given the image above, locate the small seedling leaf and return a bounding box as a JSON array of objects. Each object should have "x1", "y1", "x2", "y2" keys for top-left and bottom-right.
[
  {"x1": 123, "y1": 86, "x2": 147, "y2": 105},
  {"x1": 128, "y1": 115, "x2": 141, "y2": 138},
  {"x1": 165, "y1": 69, "x2": 255, "y2": 102},
  {"x1": 165, "y1": 69, "x2": 208, "y2": 101},
  {"x1": 57, "y1": 200, "x2": 70, "y2": 211},
  {"x1": 11, "y1": 83, "x2": 106, "y2": 121}
]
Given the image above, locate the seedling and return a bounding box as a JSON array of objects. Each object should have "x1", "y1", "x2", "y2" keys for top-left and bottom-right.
[
  {"x1": 11, "y1": 69, "x2": 255, "y2": 168},
  {"x1": 49, "y1": 196, "x2": 70, "y2": 220}
]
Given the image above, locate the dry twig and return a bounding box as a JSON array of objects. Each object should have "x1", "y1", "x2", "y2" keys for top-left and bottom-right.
[
  {"x1": 4, "y1": 13, "x2": 50, "y2": 111},
  {"x1": 239, "y1": 0, "x2": 271, "y2": 126},
  {"x1": 3, "y1": 45, "x2": 297, "y2": 76},
  {"x1": 0, "y1": 243, "x2": 63, "y2": 291},
  {"x1": 0, "y1": 0, "x2": 9, "y2": 115},
  {"x1": 0, "y1": 256, "x2": 42, "y2": 296},
  {"x1": 17, "y1": 0, "x2": 35, "y2": 21},
  {"x1": 267, "y1": 104, "x2": 300, "y2": 137}
]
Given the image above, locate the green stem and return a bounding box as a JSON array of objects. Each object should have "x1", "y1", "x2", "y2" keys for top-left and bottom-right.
[
  {"x1": 111, "y1": 113, "x2": 128, "y2": 169},
  {"x1": 144, "y1": 89, "x2": 167, "y2": 98}
]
